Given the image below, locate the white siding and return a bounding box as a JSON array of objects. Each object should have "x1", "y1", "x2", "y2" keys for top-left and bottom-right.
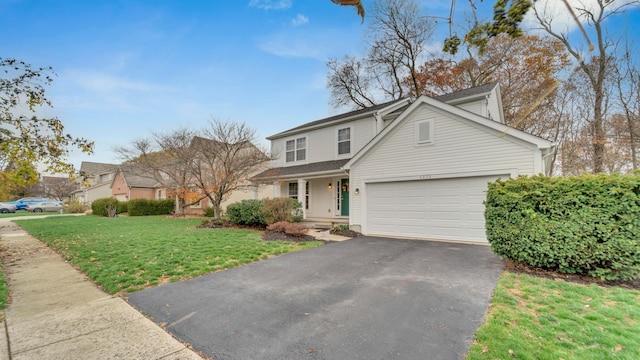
[
  {"x1": 349, "y1": 104, "x2": 539, "y2": 228},
  {"x1": 270, "y1": 117, "x2": 377, "y2": 167},
  {"x1": 454, "y1": 101, "x2": 485, "y2": 116},
  {"x1": 486, "y1": 88, "x2": 503, "y2": 122}
]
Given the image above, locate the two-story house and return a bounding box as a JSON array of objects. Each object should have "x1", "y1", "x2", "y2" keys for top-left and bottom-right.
[
  {"x1": 71, "y1": 161, "x2": 118, "y2": 205},
  {"x1": 252, "y1": 83, "x2": 556, "y2": 243}
]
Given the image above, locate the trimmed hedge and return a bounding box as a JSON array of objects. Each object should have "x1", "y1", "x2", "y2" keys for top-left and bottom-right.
[
  {"x1": 91, "y1": 198, "x2": 119, "y2": 217},
  {"x1": 128, "y1": 199, "x2": 175, "y2": 216},
  {"x1": 117, "y1": 201, "x2": 129, "y2": 215},
  {"x1": 227, "y1": 199, "x2": 265, "y2": 226},
  {"x1": 485, "y1": 174, "x2": 640, "y2": 280}
]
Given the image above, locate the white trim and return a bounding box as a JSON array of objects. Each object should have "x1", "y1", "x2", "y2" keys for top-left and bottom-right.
[
  {"x1": 533, "y1": 149, "x2": 542, "y2": 174},
  {"x1": 359, "y1": 169, "x2": 517, "y2": 184}
]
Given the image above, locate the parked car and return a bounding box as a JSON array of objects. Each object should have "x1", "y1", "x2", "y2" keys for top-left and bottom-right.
[
  {"x1": 26, "y1": 202, "x2": 63, "y2": 213},
  {"x1": 7, "y1": 197, "x2": 47, "y2": 210},
  {"x1": 0, "y1": 202, "x2": 17, "y2": 213}
]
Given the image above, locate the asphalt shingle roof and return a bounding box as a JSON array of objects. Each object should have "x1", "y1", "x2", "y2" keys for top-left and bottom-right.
[{"x1": 251, "y1": 159, "x2": 350, "y2": 181}]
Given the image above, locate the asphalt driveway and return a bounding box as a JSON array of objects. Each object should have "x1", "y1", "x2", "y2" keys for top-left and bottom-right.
[{"x1": 127, "y1": 236, "x2": 504, "y2": 360}]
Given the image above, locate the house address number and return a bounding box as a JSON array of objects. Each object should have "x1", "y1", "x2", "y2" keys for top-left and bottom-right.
[{"x1": 419, "y1": 175, "x2": 432, "y2": 179}]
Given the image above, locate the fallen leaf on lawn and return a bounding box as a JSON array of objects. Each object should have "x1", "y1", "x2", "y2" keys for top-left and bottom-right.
[
  {"x1": 615, "y1": 345, "x2": 624, "y2": 351},
  {"x1": 509, "y1": 349, "x2": 515, "y2": 357}
]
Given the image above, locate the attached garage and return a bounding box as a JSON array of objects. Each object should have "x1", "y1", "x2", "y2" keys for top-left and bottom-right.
[{"x1": 365, "y1": 175, "x2": 506, "y2": 243}]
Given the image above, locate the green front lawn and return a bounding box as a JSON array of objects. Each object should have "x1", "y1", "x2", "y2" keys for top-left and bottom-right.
[
  {"x1": 467, "y1": 272, "x2": 640, "y2": 360},
  {"x1": 15, "y1": 216, "x2": 322, "y2": 294},
  {"x1": 0, "y1": 211, "x2": 60, "y2": 218}
]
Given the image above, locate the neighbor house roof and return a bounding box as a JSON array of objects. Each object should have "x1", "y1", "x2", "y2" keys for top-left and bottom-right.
[
  {"x1": 115, "y1": 164, "x2": 161, "y2": 188},
  {"x1": 251, "y1": 159, "x2": 350, "y2": 182},
  {"x1": 79, "y1": 161, "x2": 118, "y2": 176}
]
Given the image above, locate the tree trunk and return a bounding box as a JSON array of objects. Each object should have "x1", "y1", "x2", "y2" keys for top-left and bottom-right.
[{"x1": 592, "y1": 101, "x2": 606, "y2": 173}]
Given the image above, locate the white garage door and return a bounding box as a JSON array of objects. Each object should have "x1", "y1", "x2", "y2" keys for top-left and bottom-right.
[{"x1": 366, "y1": 175, "x2": 506, "y2": 242}]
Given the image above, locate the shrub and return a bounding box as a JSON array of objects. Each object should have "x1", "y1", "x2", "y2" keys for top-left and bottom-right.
[
  {"x1": 204, "y1": 206, "x2": 216, "y2": 217},
  {"x1": 267, "y1": 221, "x2": 309, "y2": 237},
  {"x1": 262, "y1": 198, "x2": 303, "y2": 224},
  {"x1": 227, "y1": 199, "x2": 265, "y2": 226},
  {"x1": 485, "y1": 174, "x2": 640, "y2": 281},
  {"x1": 128, "y1": 199, "x2": 175, "y2": 216},
  {"x1": 332, "y1": 224, "x2": 349, "y2": 232},
  {"x1": 91, "y1": 198, "x2": 119, "y2": 217},
  {"x1": 66, "y1": 201, "x2": 86, "y2": 214},
  {"x1": 117, "y1": 201, "x2": 128, "y2": 215}
]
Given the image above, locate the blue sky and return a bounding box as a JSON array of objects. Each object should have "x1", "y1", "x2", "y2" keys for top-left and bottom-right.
[{"x1": 2, "y1": 0, "x2": 639, "y2": 171}]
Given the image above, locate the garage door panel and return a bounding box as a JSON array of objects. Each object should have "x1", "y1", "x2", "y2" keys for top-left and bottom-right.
[{"x1": 366, "y1": 175, "x2": 507, "y2": 242}]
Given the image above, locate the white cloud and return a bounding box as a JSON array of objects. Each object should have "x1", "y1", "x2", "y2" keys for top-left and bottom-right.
[
  {"x1": 248, "y1": 0, "x2": 292, "y2": 10},
  {"x1": 291, "y1": 14, "x2": 309, "y2": 26},
  {"x1": 66, "y1": 70, "x2": 168, "y2": 94},
  {"x1": 259, "y1": 35, "x2": 324, "y2": 59}
]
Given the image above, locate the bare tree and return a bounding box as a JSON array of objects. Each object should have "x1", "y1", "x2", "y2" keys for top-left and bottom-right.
[
  {"x1": 326, "y1": 0, "x2": 435, "y2": 109},
  {"x1": 614, "y1": 42, "x2": 640, "y2": 171},
  {"x1": 533, "y1": 0, "x2": 639, "y2": 173},
  {"x1": 189, "y1": 120, "x2": 270, "y2": 220},
  {"x1": 42, "y1": 176, "x2": 77, "y2": 201},
  {"x1": 114, "y1": 127, "x2": 198, "y2": 214}
]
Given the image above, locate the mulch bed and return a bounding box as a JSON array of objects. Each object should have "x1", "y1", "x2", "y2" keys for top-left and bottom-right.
[
  {"x1": 503, "y1": 259, "x2": 640, "y2": 290},
  {"x1": 197, "y1": 220, "x2": 332, "y2": 242},
  {"x1": 330, "y1": 229, "x2": 363, "y2": 238}
]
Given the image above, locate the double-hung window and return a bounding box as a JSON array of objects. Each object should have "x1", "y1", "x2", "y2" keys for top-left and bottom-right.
[
  {"x1": 338, "y1": 127, "x2": 351, "y2": 155},
  {"x1": 286, "y1": 137, "x2": 306, "y2": 162},
  {"x1": 288, "y1": 182, "x2": 298, "y2": 199}
]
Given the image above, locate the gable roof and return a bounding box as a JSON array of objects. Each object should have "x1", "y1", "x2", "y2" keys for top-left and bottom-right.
[
  {"x1": 79, "y1": 161, "x2": 118, "y2": 176},
  {"x1": 267, "y1": 83, "x2": 504, "y2": 141},
  {"x1": 114, "y1": 164, "x2": 161, "y2": 189},
  {"x1": 344, "y1": 94, "x2": 554, "y2": 170}
]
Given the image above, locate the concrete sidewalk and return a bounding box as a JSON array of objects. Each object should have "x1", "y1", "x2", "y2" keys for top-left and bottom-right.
[{"x1": 0, "y1": 219, "x2": 204, "y2": 360}]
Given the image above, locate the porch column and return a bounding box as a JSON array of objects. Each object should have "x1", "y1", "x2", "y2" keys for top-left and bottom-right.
[
  {"x1": 273, "y1": 181, "x2": 281, "y2": 197},
  {"x1": 298, "y1": 178, "x2": 307, "y2": 219}
]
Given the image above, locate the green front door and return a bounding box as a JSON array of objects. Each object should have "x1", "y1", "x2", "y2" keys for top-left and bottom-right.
[{"x1": 340, "y1": 178, "x2": 349, "y2": 216}]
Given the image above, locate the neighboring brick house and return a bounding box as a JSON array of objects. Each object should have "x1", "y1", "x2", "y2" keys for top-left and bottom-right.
[{"x1": 111, "y1": 164, "x2": 164, "y2": 202}]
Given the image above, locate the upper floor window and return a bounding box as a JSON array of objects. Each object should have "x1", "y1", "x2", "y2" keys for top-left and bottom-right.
[
  {"x1": 286, "y1": 137, "x2": 306, "y2": 162},
  {"x1": 338, "y1": 127, "x2": 351, "y2": 155},
  {"x1": 415, "y1": 120, "x2": 434, "y2": 145}
]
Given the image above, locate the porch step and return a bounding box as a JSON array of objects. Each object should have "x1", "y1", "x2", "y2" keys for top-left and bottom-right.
[{"x1": 312, "y1": 222, "x2": 333, "y2": 230}]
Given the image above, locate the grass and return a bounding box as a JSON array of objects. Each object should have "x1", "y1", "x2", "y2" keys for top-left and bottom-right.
[
  {"x1": 14, "y1": 215, "x2": 323, "y2": 294},
  {"x1": 0, "y1": 266, "x2": 6, "y2": 312},
  {"x1": 467, "y1": 272, "x2": 640, "y2": 360},
  {"x1": 0, "y1": 211, "x2": 61, "y2": 218}
]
